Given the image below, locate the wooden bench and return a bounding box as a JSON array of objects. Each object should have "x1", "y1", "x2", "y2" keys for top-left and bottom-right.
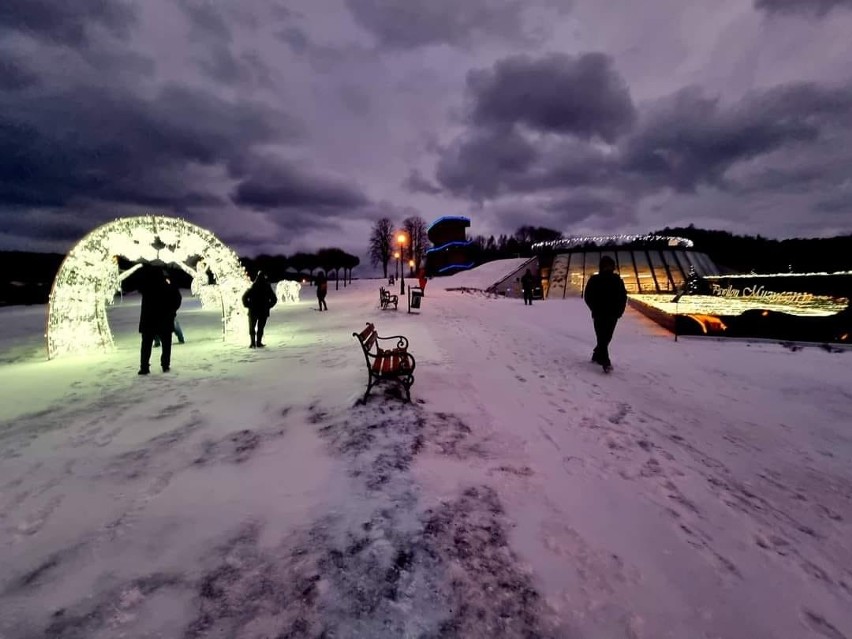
[
  {"x1": 352, "y1": 322, "x2": 415, "y2": 403},
  {"x1": 379, "y1": 287, "x2": 398, "y2": 310}
]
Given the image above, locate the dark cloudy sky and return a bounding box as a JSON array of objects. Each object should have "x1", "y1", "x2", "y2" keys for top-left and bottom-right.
[{"x1": 2, "y1": 0, "x2": 852, "y2": 259}]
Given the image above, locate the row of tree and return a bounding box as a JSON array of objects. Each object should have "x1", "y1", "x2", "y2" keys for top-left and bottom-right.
[
  {"x1": 240, "y1": 248, "x2": 361, "y2": 290},
  {"x1": 368, "y1": 215, "x2": 429, "y2": 277},
  {"x1": 469, "y1": 226, "x2": 563, "y2": 263}
]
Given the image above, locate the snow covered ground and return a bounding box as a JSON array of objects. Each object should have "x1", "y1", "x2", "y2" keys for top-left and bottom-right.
[{"x1": 1, "y1": 272, "x2": 851, "y2": 638}]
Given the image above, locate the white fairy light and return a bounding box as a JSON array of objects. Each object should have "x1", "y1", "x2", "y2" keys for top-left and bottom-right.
[
  {"x1": 631, "y1": 293, "x2": 847, "y2": 317},
  {"x1": 276, "y1": 280, "x2": 302, "y2": 304},
  {"x1": 532, "y1": 234, "x2": 694, "y2": 250},
  {"x1": 46, "y1": 215, "x2": 250, "y2": 359}
]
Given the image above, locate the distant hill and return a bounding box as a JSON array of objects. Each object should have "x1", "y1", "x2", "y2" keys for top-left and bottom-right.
[{"x1": 653, "y1": 226, "x2": 852, "y2": 274}]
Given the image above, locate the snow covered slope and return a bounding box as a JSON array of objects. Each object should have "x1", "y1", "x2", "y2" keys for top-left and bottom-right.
[{"x1": 436, "y1": 257, "x2": 531, "y2": 291}]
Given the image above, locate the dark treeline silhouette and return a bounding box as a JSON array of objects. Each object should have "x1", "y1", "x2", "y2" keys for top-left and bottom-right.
[
  {"x1": 0, "y1": 251, "x2": 65, "y2": 305},
  {"x1": 654, "y1": 225, "x2": 852, "y2": 274},
  {"x1": 470, "y1": 226, "x2": 562, "y2": 265},
  {"x1": 241, "y1": 248, "x2": 360, "y2": 290},
  {"x1": 0, "y1": 248, "x2": 360, "y2": 306}
]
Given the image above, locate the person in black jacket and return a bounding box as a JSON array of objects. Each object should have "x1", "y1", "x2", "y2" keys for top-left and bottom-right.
[
  {"x1": 521, "y1": 269, "x2": 535, "y2": 306},
  {"x1": 242, "y1": 272, "x2": 277, "y2": 348},
  {"x1": 315, "y1": 270, "x2": 329, "y2": 311},
  {"x1": 138, "y1": 266, "x2": 182, "y2": 375},
  {"x1": 583, "y1": 256, "x2": 627, "y2": 373}
]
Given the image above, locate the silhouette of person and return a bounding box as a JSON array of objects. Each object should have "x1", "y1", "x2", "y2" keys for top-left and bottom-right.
[
  {"x1": 242, "y1": 271, "x2": 277, "y2": 348},
  {"x1": 154, "y1": 275, "x2": 185, "y2": 347},
  {"x1": 138, "y1": 266, "x2": 182, "y2": 375},
  {"x1": 583, "y1": 256, "x2": 627, "y2": 373},
  {"x1": 315, "y1": 270, "x2": 329, "y2": 311},
  {"x1": 521, "y1": 268, "x2": 535, "y2": 306}
]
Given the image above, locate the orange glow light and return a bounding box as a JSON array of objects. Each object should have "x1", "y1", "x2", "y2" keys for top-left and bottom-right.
[{"x1": 397, "y1": 233, "x2": 406, "y2": 245}]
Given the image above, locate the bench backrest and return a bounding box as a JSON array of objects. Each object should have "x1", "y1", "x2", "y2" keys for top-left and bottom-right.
[{"x1": 355, "y1": 322, "x2": 377, "y2": 353}]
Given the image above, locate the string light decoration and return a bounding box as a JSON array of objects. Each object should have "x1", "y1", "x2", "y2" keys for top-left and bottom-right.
[
  {"x1": 631, "y1": 293, "x2": 847, "y2": 317},
  {"x1": 532, "y1": 234, "x2": 694, "y2": 250},
  {"x1": 46, "y1": 215, "x2": 250, "y2": 360}
]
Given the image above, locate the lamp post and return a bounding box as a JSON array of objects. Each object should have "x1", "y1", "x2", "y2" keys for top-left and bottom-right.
[
  {"x1": 397, "y1": 233, "x2": 407, "y2": 295},
  {"x1": 408, "y1": 259, "x2": 415, "y2": 278},
  {"x1": 393, "y1": 251, "x2": 400, "y2": 281}
]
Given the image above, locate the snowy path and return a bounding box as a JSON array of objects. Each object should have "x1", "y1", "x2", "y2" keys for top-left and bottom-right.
[
  {"x1": 1, "y1": 281, "x2": 851, "y2": 638},
  {"x1": 420, "y1": 289, "x2": 852, "y2": 638}
]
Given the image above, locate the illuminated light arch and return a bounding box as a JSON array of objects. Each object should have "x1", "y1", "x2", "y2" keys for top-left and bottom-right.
[{"x1": 46, "y1": 215, "x2": 250, "y2": 360}]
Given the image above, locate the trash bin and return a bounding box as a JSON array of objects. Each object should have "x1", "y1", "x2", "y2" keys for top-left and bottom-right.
[{"x1": 410, "y1": 288, "x2": 423, "y2": 310}]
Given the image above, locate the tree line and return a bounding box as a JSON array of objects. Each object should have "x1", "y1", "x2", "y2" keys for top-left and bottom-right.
[
  {"x1": 241, "y1": 248, "x2": 361, "y2": 290},
  {"x1": 653, "y1": 226, "x2": 852, "y2": 274}
]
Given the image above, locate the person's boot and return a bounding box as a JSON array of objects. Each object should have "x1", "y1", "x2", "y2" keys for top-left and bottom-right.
[{"x1": 138, "y1": 367, "x2": 150, "y2": 375}]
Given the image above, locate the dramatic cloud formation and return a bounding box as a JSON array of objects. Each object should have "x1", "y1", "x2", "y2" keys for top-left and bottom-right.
[
  {"x1": 754, "y1": 0, "x2": 852, "y2": 17},
  {"x1": 345, "y1": 0, "x2": 567, "y2": 48},
  {"x1": 1, "y1": 0, "x2": 851, "y2": 260},
  {"x1": 0, "y1": 0, "x2": 137, "y2": 46},
  {"x1": 468, "y1": 53, "x2": 636, "y2": 142}
]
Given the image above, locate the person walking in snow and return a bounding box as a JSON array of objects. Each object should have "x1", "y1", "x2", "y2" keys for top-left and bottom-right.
[
  {"x1": 315, "y1": 270, "x2": 329, "y2": 311},
  {"x1": 583, "y1": 256, "x2": 627, "y2": 374},
  {"x1": 138, "y1": 266, "x2": 182, "y2": 375},
  {"x1": 521, "y1": 268, "x2": 536, "y2": 306},
  {"x1": 242, "y1": 271, "x2": 277, "y2": 348}
]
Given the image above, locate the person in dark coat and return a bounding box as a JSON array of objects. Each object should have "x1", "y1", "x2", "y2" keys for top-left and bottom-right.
[
  {"x1": 521, "y1": 269, "x2": 536, "y2": 306},
  {"x1": 154, "y1": 275, "x2": 185, "y2": 347},
  {"x1": 138, "y1": 266, "x2": 182, "y2": 375},
  {"x1": 583, "y1": 256, "x2": 627, "y2": 373},
  {"x1": 242, "y1": 272, "x2": 277, "y2": 348},
  {"x1": 315, "y1": 270, "x2": 328, "y2": 311}
]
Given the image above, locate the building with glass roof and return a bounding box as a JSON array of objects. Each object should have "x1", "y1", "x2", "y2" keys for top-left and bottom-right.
[{"x1": 534, "y1": 235, "x2": 721, "y2": 298}]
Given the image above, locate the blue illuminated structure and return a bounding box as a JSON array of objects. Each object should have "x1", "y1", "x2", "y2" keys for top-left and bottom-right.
[
  {"x1": 438, "y1": 262, "x2": 476, "y2": 274},
  {"x1": 425, "y1": 216, "x2": 473, "y2": 276}
]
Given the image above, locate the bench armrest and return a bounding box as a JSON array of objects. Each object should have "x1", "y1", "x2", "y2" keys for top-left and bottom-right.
[{"x1": 376, "y1": 334, "x2": 409, "y2": 350}]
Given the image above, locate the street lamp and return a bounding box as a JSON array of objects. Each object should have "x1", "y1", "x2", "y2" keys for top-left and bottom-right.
[
  {"x1": 397, "y1": 233, "x2": 407, "y2": 295},
  {"x1": 408, "y1": 259, "x2": 415, "y2": 277},
  {"x1": 393, "y1": 251, "x2": 400, "y2": 281}
]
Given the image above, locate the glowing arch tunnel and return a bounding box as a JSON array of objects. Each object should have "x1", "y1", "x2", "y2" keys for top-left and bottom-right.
[{"x1": 47, "y1": 215, "x2": 250, "y2": 360}]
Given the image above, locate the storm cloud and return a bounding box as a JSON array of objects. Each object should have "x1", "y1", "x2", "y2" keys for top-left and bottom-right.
[
  {"x1": 754, "y1": 0, "x2": 852, "y2": 17},
  {"x1": 345, "y1": 0, "x2": 567, "y2": 49},
  {"x1": 230, "y1": 155, "x2": 369, "y2": 210},
  {"x1": 468, "y1": 53, "x2": 636, "y2": 142},
  {"x1": 0, "y1": 0, "x2": 136, "y2": 46},
  {"x1": 434, "y1": 45, "x2": 852, "y2": 233},
  {"x1": 1, "y1": 0, "x2": 851, "y2": 257}
]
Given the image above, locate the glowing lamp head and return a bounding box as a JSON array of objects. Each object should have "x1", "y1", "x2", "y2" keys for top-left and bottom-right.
[
  {"x1": 408, "y1": 259, "x2": 415, "y2": 267},
  {"x1": 397, "y1": 233, "x2": 406, "y2": 245},
  {"x1": 394, "y1": 252, "x2": 400, "y2": 259}
]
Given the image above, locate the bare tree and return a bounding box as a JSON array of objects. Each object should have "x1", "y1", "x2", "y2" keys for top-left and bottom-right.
[
  {"x1": 402, "y1": 215, "x2": 429, "y2": 275},
  {"x1": 369, "y1": 218, "x2": 394, "y2": 278}
]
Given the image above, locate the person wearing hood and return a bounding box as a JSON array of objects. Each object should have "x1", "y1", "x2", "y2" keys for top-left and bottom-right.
[
  {"x1": 242, "y1": 271, "x2": 277, "y2": 348},
  {"x1": 138, "y1": 266, "x2": 182, "y2": 375},
  {"x1": 583, "y1": 256, "x2": 627, "y2": 373}
]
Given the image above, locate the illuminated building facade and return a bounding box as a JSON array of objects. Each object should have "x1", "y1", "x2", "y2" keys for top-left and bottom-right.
[
  {"x1": 536, "y1": 235, "x2": 851, "y2": 343},
  {"x1": 537, "y1": 235, "x2": 719, "y2": 298},
  {"x1": 425, "y1": 216, "x2": 473, "y2": 276}
]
